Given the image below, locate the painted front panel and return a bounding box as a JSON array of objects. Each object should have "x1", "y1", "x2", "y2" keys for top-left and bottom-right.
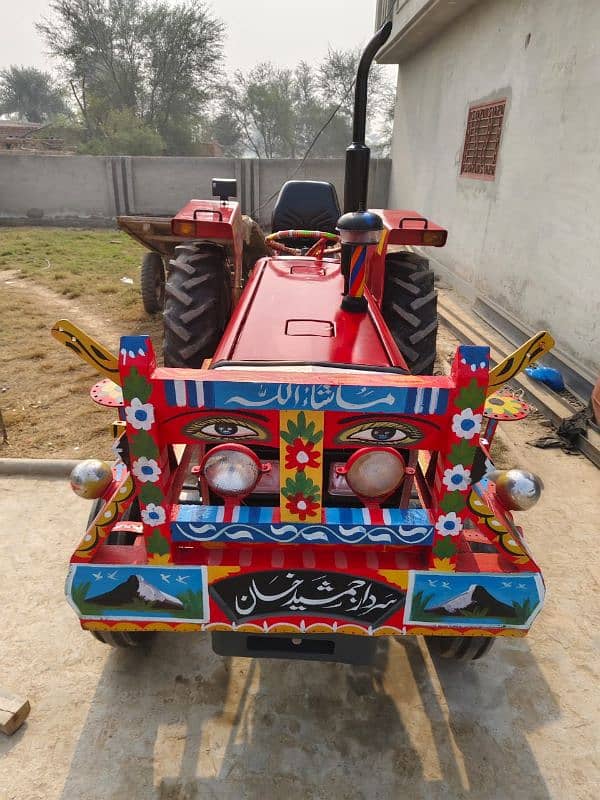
[
  {"x1": 209, "y1": 569, "x2": 407, "y2": 626},
  {"x1": 161, "y1": 377, "x2": 449, "y2": 415},
  {"x1": 279, "y1": 410, "x2": 324, "y2": 522},
  {"x1": 67, "y1": 564, "x2": 208, "y2": 624},
  {"x1": 404, "y1": 571, "x2": 544, "y2": 629}
]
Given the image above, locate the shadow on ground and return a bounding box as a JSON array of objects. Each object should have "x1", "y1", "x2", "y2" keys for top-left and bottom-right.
[{"x1": 58, "y1": 632, "x2": 559, "y2": 800}]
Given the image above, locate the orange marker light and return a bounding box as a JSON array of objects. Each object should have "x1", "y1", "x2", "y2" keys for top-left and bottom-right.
[{"x1": 173, "y1": 221, "x2": 196, "y2": 237}]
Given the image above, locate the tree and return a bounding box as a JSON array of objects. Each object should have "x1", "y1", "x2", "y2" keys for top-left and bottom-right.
[
  {"x1": 210, "y1": 48, "x2": 396, "y2": 159},
  {"x1": 220, "y1": 63, "x2": 298, "y2": 158},
  {"x1": 200, "y1": 110, "x2": 243, "y2": 157},
  {"x1": 79, "y1": 108, "x2": 164, "y2": 154},
  {"x1": 0, "y1": 66, "x2": 68, "y2": 122},
  {"x1": 37, "y1": 0, "x2": 225, "y2": 151}
]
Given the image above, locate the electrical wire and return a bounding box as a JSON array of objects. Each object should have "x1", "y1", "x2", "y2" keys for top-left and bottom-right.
[{"x1": 250, "y1": 80, "x2": 356, "y2": 220}]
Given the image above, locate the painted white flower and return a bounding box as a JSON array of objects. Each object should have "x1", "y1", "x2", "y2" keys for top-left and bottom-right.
[
  {"x1": 442, "y1": 464, "x2": 472, "y2": 492},
  {"x1": 125, "y1": 397, "x2": 155, "y2": 431},
  {"x1": 132, "y1": 457, "x2": 161, "y2": 483},
  {"x1": 451, "y1": 408, "x2": 482, "y2": 440},
  {"x1": 141, "y1": 503, "x2": 166, "y2": 526},
  {"x1": 435, "y1": 512, "x2": 462, "y2": 537}
]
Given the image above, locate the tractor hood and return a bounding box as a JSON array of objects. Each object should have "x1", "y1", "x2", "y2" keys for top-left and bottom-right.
[{"x1": 211, "y1": 257, "x2": 409, "y2": 372}]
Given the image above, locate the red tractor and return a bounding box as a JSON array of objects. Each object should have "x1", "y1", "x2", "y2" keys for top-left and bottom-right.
[{"x1": 55, "y1": 23, "x2": 552, "y2": 665}]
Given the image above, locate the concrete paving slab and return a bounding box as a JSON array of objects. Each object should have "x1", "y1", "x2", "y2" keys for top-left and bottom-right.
[{"x1": 0, "y1": 434, "x2": 598, "y2": 800}]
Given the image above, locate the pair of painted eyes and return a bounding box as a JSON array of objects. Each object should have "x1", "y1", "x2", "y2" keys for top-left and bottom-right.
[{"x1": 184, "y1": 417, "x2": 423, "y2": 446}]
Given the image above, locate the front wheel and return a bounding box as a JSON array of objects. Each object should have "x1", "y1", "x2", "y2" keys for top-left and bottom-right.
[
  {"x1": 140, "y1": 251, "x2": 166, "y2": 314},
  {"x1": 426, "y1": 635, "x2": 495, "y2": 661},
  {"x1": 91, "y1": 630, "x2": 155, "y2": 648}
]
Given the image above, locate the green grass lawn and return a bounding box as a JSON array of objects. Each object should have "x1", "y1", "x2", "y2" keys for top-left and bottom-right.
[{"x1": 0, "y1": 227, "x2": 147, "y2": 316}]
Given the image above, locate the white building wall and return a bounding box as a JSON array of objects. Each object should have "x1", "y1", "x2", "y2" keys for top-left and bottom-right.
[{"x1": 387, "y1": 0, "x2": 600, "y2": 376}]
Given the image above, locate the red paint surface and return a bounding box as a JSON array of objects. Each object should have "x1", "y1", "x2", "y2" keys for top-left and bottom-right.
[
  {"x1": 371, "y1": 209, "x2": 448, "y2": 246},
  {"x1": 172, "y1": 542, "x2": 429, "y2": 571},
  {"x1": 171, "y1": 198, "x2": 238, "y2": 240},
  {"x1": 212, "y1": 257, "x2": 408, "y2": 369}
]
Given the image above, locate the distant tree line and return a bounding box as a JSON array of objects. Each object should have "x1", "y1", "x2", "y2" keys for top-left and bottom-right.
[{"x1": 0, "y1": 0, "x2": 394, "y2": 157}]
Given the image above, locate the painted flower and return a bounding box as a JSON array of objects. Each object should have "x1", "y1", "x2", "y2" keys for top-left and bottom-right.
[
  {"x1": 285, "y1": 437, "x2": 320, "y2": 471},
  {"x1": 125, "y1": 397, "x2": 155, "y2": 431},
  {"x1": 285, "y1": 492, "x2": 320, "y2": 521},
  {"x1": 132, "y1": 457, "x2": 162, "y2": 483},
  {"x1": 141, "y1": 503, "x2": 166, "y2": 526},
  {"x1": 485, "y1": 391, "x2": 528, "y2": 419},
  {"x1": 451, "y1": 408, "x2": 482, "y2": 440},
  {"x1": 435, "y1": 512, "x2": 463, "y2": 537},
  {"x1": 442, "y1": 464, "x2": 472, "y2": 492},
  {"x1": 432, "y1": 557, "x2": 456, "y2": 572}
]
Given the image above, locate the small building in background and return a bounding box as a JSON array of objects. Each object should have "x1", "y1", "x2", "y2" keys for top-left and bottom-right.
[
  {"x1": 0, "y1": 119, "x2": 64, "y2": 152},
  {"x1": 375, "y1": 0, "x2": 599, "y2": 382}
]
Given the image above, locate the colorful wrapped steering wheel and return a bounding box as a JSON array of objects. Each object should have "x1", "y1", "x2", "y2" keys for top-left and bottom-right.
[{"x1": 266, "y1": 230, "x2": 341, "y2": 256}]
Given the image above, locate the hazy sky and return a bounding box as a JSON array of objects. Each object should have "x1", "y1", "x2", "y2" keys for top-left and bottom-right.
[{"x1": 1, "y1": 0, "x2": 380, "y2": 74}]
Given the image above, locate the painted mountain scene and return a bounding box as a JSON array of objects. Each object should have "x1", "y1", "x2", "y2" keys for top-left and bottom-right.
[
  {"x1": 67, "y1": 565, "x2": 207, "y2": 622},
  {"x1": 406, "y1": 572, "x2": 543, "y2": 628}
]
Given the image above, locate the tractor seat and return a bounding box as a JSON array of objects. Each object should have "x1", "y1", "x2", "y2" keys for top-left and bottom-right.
[{"x1": 271, "y1": 180, "x2": 341, "y2": 248}]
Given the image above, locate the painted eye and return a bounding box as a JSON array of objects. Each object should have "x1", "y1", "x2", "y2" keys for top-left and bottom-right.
[
  {"x1": 336, "y1": 420, "x2": 424, "y2": 445},
  {"x1": 183, "y1": 417, "x2": 268, "y2": 442}
]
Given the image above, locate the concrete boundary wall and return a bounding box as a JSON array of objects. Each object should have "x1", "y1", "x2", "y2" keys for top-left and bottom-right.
[{"x1": 0, "y1": 154, "x2": 391, "y2": 230}]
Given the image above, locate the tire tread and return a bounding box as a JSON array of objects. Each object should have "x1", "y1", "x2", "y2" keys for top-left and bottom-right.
[
  {"x1": 163, "y1": 244, "x2": 231, "y2": 368},
  {"x1": 382, "y1": 252, "x2": 438, "y2": 375}
]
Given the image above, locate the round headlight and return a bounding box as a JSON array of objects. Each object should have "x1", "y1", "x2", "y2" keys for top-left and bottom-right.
[
  {"x1": 489, "y1": 469, "x2": 543, "y2": 511},
  {"x1": 343, "y1": 447, "x2": 406, "y2": 502},
  {"x1": 70, "y1": 459, "x2": 113, "y2": 499},
  {"x1": 201, "y1": 445, "x2": 262, "y2": 500}
]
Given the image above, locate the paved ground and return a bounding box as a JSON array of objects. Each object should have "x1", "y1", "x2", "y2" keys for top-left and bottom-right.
[{"x1": 1, "y1": 421, "x2": 599, "y2": 800}]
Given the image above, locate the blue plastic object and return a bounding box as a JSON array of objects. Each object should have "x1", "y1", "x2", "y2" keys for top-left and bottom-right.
[{"x1": 525, "y1": 365, "x2": 565, "y2": 391}]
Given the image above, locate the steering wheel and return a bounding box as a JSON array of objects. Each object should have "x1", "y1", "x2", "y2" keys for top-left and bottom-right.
[{"x1": 265, "y1": 229, "x2": 341, "y2": 256}]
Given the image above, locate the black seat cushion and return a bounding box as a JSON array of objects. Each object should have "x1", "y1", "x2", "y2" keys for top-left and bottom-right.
[{"x1": 271, "y1": 181, "x2": 341, "y2": 245}]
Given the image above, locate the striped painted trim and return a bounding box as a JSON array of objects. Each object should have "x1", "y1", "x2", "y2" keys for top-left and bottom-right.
[
  {"x1": 171, "y1": 505, "x2": 434, "y2": 546},
  {"x1": 164, "y1": 380, "x2": 205, "y2": 408},
  {"x1": 349, "y1": 246, "x2": 367, "y2": 296}
]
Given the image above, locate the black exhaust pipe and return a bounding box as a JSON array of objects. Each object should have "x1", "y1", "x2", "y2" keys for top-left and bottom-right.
[{"x1": 343, "y1": 21, "x2": 392, "y2": 213}]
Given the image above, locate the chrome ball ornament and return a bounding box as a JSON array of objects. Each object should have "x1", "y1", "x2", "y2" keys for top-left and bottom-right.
[
  {"x1": 489, "y1": 469, "x2": 543, "y2": 511},
  {"x1": 70, "y1": 459, "x2": 113, "y2": 499}
]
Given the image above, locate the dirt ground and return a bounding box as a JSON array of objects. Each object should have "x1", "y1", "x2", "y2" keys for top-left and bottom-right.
[
  {"x1": 0, "y1": 229, "x2": 163, "y2": 460},
  {"x1": 1, "y1": 414, "x2": 599, "y2": 800}
]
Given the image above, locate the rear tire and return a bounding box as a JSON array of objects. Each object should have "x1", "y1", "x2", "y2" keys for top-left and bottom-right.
[
  {"x1": 427, "y1": 635, "x2": 495, "y2": 661},
  {"x1": 91, "y1": 630, "x2": 155, "y2": 648},
  {"x1": 140, "y1": 251, "x2": 166, "y2": 314},
  {"x1": 163, "y1": 243, "x2": 232, "y2": 368},
  {"x1": 382, "y1": 252, "x2": 438, "y2": 375}
]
